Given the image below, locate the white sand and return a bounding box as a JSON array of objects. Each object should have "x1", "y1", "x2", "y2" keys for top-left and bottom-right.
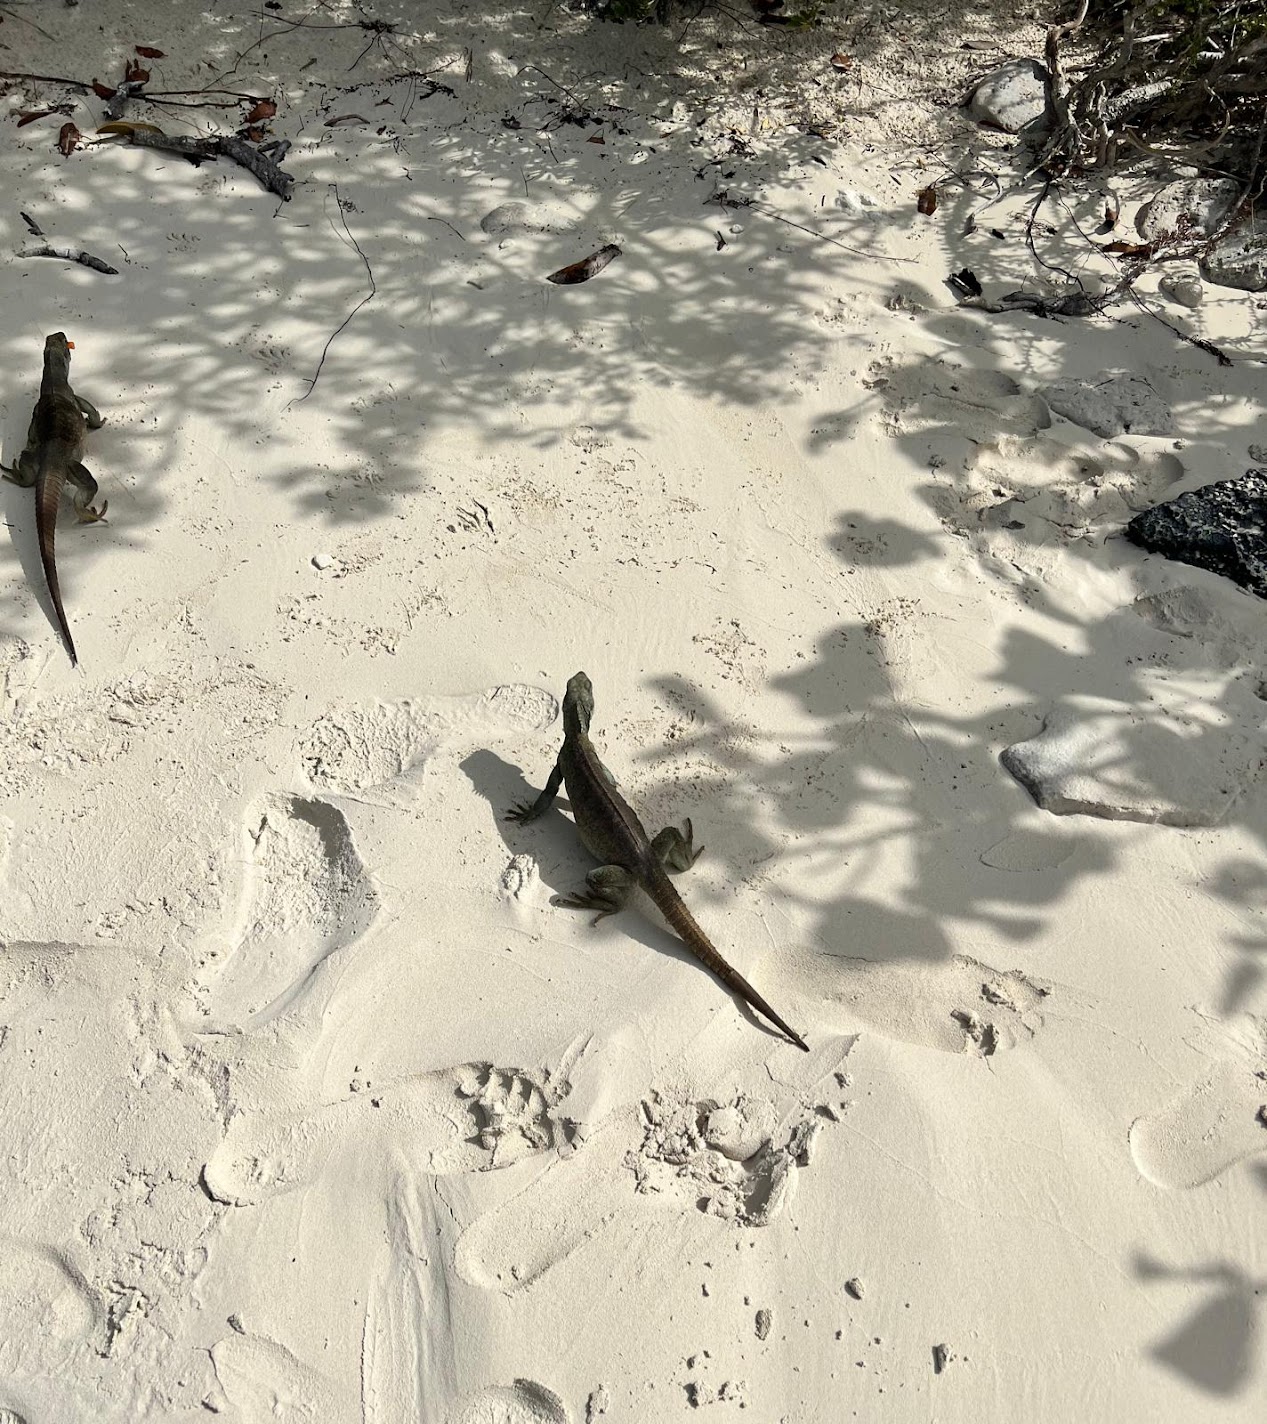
[{"x1": 1, "y1": 2, "x2": 1264, "y2": 1420}]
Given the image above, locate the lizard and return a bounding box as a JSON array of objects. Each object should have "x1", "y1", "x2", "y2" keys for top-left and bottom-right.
[
  {"x1": 507, "y1": 671, "x2": 809, "y2": 1052},
  {"x1": 2, "y1": 332, "x2": 107, "y2": 666}
]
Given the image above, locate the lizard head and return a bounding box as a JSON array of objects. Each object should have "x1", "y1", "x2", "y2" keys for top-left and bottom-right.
[
  {"x1": 42, "y1": 333, "x2": 73, "y2": 374},
  {"x1": 563, "y1": 671, "x2": 595, "y2": 734}
]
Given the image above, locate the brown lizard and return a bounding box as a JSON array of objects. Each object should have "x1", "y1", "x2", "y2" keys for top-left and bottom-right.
[
  {"x1": 2, "y1": 332, "x2": 107, "y2": 665},
  {"x1": 508, "y1": 672, "x2": 809, "y2": 1051}
]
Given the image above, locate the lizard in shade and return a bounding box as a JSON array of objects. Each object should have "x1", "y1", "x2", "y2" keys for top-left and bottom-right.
[
  {"x1": 2, "y1": 332, "x2": 108, "y2": 666},
  {"x1": 507, "y1": 671, "x2": 809, "y2": 1051}
]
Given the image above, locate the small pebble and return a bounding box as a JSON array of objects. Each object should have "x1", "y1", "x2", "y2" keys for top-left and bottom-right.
[
  {"x1": 755, "y1": 1307, "x2": 772, "y2": 1341},
  {"x1": 311, "y1": 553, "x2": 335, "y2": 570},
  {"x1": 844, "y1": 1278, "x2": 865, "y2": 1300}
]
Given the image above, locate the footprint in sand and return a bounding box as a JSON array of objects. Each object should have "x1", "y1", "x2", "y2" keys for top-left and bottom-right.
[
  {"x1": 809, "y1": 948, "x2": 1049, "y2": 1056},
  {"x1": 0, "y1": 1237, "x2": 99, "y2": 1359},
  {"x1": 203, "y1": 1062, "x2": 577, "y2": 1206},
  {"x1": 447, "y1": 1380, "x2": 570, "y2": 1424},
  {"x1": 455, "y1": 1040, "x2": 857, "y2": 1295},
  {"x1": 1130, "y1": 1059, "x2": 1267, "y2": 1189},
  {"x1": 298, "y1": 683, "x2": 557, "y2": 800},
  {"x1": 199, "y1": 793, "x2": 379, "y2": 1028},
  {"x1": 209, "y1": 1327, "x2": 350, "y2": 1421}
]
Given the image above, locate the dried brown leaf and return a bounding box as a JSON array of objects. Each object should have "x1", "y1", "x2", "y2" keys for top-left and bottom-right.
[
  {"x1": 917, "y1": 185, "x2": 938, "y2": 215},
  {"x1": 243, "y1": 99, "x2": 277, "y2": 124},
  {"x1": 324, "y1": 113, "x2": 369, "y2": 127},
  {"x1": 546, "y1": 243, "x2": 622, "y2": 285},
  {"x1": 57, "y1": 122, "x2": 81, "y2": 156},
  {"x1": 135, "y1": 45, "x2": 166, "y2": 59},
  {"x1": 92, "y1": 80, "x2": 118, "y2": 100},
  {"x1": 124, "y1": 61, "x2": 151, "y2": 85},
  {"x1": 830, "y1": 53, "x2": 853, "y2": 71},
  {"x1": 16, "y1": 110, "x2": 53, "y2": 127}
]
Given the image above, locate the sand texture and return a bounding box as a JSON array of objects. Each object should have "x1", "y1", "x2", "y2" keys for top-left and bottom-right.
[{"x1": 0, "y1": 2, "x2": 1264, "y2": 1420}]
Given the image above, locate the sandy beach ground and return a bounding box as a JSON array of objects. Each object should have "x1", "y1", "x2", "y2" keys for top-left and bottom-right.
[{"x1": 0, "y1": 2, "x2": 1264, "y2": 1419}]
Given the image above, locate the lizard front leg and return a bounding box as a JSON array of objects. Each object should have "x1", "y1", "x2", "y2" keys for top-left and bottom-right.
[
  {"x1": 75, "y1": 396, "x2": 105, "y2": 430},
  {"x1": 68, "y1": 462, "x2": 108, "y2": 522},
  {"x1": 505, "y1": 757, "x2": 564, "y2": 823},
  {"x1": 552, "y1": 864, "x2": 635, "y2": 925},
  {"x1": 650, "y1": 817, "x2": 704, "y2": 874}
]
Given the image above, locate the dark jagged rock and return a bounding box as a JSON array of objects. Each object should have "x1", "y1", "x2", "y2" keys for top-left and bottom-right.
[{"x1": 1126, "y1": 470, "x2": 1267, "y2": 599}]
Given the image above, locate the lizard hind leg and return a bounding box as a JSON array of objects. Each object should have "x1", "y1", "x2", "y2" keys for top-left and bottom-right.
[
  {"x1": 68, "y1": 463, "x2": 107, "y2": 523},
  {"x1": 552, "y1": 864, "x2": 635, "y2": 925},
  {"x1": 650, "y1": 818, "x2": 704, "y2": 874},
  {"x1": 1, "y1": 448, "x2": 37, "y2": 488}
]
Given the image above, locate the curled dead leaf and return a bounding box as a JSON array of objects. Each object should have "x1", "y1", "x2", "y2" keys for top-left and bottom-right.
[
  {"x1": 546, "y1": 244, "x2": 622, "y2": 285},
  {"x1": 16, "y1": 110, "x2": 53, "y2": 127},
  {"x1": 58, "y1": 122, "x2": 81, "y2": 156},
  {"x1": 98, "y1": 120, "x2": 166, "y2": 137},
  {"x1": 324, "y1": 113, "x2": 369, "y2": 127},
  {"x1": 135, "y1": 45, "x2": 166, "y2": 59},
  {"x1": 830, "y1": 53, "x2": 852, "y2": 71},
  {"x1": 92, "y1": 80, "x2": 118, "y2": 100},
  {"x1": 917, "y1": 185, "x2": 938, "y2": 215},
  {"x1": 243, "y1": 99, "x2": 277, "y2": 124},
  {"x1": 123, "y1": 61, "x2": 151, "y2": 85}
]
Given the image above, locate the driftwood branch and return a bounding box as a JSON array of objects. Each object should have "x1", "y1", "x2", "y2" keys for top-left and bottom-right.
[
  {"x1": 18, "y1": 242, "x2": 118, "y2": 275},
  {"x1": 14, "y1": 211, "x2": 117, "y2": 274},
  {"x1": 99, "y1": 126, "x2": 295, "y2": 199}
]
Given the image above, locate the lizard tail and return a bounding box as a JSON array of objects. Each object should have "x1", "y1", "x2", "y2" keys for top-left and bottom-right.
[
  {"x1": 644, "y1": 867, "x2": 809, "y2": 1051},
  {"x1": 36, "y1": 468, "x2": 77, "y2": 666}
]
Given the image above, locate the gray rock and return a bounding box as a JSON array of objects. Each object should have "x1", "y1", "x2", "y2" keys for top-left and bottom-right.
[
  {"x1": 1158, "y1": 273, "x2": 1203, "y2": 308},
  {"x1": 1201, "y1": 227, "x2": 1267, "y2": 292},
  {"x1": 1039, "y1": 370, "x2": 1171, "y2": 438},
  {"x1": 1249, "y1": 443, "x2": 1267, "y2": 463},
  {"x1": 1001, "y1": 698, "x2": 1261, "y2": 827},
  {"x1": 1136, "y1": 178, "x2": 1239, "y2": 242},
  {"x1": 967, "y1": 60, "x2": 1051, "y2": 133},
  {"x1": 480, "y1": 200, "x2": 573, "y2": 238}
]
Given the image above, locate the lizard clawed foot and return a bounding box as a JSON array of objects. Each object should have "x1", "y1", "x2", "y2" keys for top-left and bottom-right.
[
  {"x1": 77, "y1": 498, "x2": 108, "y2": 524},
  {"x1": 552, "y1": 864, "x2": 634, "y2": 924},
  {"x1": 651, "y1": 817, "x2": 704, "y2": 874}
]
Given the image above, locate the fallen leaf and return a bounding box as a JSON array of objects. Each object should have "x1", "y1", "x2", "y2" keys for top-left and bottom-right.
[
  {"x1": 92, "y1": 80, "x2": 118, "y2": 100},
  {"x1": 135, "y1": 45, "x2": 166, "y2": 59},
  {"x1": 241, "y1": 125, "x2": 265, "y2": 142},
  {"x1": 917, "y1": 185, "x2": 938, "y2": 215},
  {"x1": 124, "y1": 61, "x2": 151, "y2": 85},
  {"x1": 16, "y1": 110, "x2": 53, "y2": 127},
  {"x1": 243, "y1": 98, "x2": 277, "y2": 123},
  {"x1": 546, "y1": 243, "x2": 622, "y2": 285},
  {"x1": 949, "y1": 268, "x2": 983, "y2": 298},
  {"x1": 586, "y1": 134, "x2": 605, "y2": 144},
  {"x1": 1102, "y1": 239, "x2": 1152, "y2": 256},
  {"x1": 57, "y1": 122, "x2": 81, "y2": 156},
  {"x1": 324, "y1": 113, "x2": 369, "y2": 127},
  {"x1": 830, "y1": 53, "x2": 852, "y2": 71},
  {"x1": 97, "y1": 120, "x2": 166, "y2": 136}
]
